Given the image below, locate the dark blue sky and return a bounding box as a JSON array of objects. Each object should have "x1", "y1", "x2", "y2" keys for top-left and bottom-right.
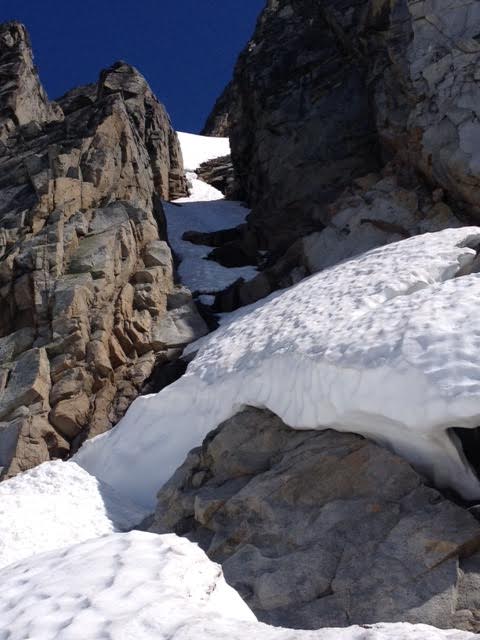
[{"x1": 1, "y1": 0, "x2": 264, "y2": 132}]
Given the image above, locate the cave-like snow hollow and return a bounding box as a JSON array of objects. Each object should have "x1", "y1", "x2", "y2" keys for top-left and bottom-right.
[{"x1": 76, "y1": 227, "x2": 480, "y2": 507}]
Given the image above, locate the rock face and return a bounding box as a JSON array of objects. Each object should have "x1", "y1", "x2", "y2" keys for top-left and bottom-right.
[
  {"x1": 212, "y1": 0, "x2": 379, "y2": 252},
  {"x1": 0, "y1": 23, "x2": 63, "y2": 143},
  {"x1": 196, "y1": 155, "x2": 237, "y2": 198},
  {"x1": 152, "y1": 407, "x2": 480, "y2": 632},
  {"x1": 206, "y1": 0, "x2": 480, "y2": 255},
  {"x1": 370, "y1": 0, "x2": 480, "y2": 218},
  {"x1": 212, "y1": 170, "x2": 463, "y2": 312},
  {"x1": 0, "y1": 22, "x2": 206, "y2": 479},
  {"x1": 200, "y1": 82, "x2": 233, "y2": 137}
]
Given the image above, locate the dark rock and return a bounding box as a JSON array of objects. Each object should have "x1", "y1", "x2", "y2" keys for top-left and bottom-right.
[
  {"x1": 200, "y1": 81, "x2": 233, "y2": 137},
  {"x1": 151, "y1": 407, "x2": 480, "y2": 633}
]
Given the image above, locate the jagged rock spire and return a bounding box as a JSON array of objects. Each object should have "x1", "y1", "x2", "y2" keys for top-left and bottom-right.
[{"x1": 0, "y1": 22, "x2": 62, "y2": 144}]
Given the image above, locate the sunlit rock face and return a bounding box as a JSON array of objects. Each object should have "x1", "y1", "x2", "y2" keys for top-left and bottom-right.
[
  {"x1": 0, "y1": 22, "x2": 208, "y2": 479},
  {"x1": 152, "y1": 407, "x2": 480, "y2": 632}
]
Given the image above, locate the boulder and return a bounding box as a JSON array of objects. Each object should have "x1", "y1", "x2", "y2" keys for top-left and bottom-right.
[{"x1": 152, "y1": 407, "x2": 480, "y2": 633}]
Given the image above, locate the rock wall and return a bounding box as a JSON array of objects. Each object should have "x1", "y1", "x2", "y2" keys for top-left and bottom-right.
[
  {"x1": 152, "y1": 407, "x2": 480, "y2": 633},
  {"x1": 370, "y1": 0, "x2": 480, "y2": 217},
  {"x1": 0, "y1": 22, "x2": 207, "y2": 479},
  {"x1": 210, "y1": 0, "x2": 379, "y2": 253},
  {"x1": 206, "y1": 0, "x2": 480, "y2": 254}
]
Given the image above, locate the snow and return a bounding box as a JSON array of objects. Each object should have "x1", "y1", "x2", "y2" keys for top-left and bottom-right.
[
  {"x1": 165, "y1": 133, "x2": 257, "y2": 294},
  {"x1": 165, "y1": 187, "x2": 257, "y2": 293},
  {"x1": 0, "y1": 460, "x2": 147, "y2": 570},
  {"x1": 0, "y1": 530, "x2": 473, "y2": 640},
  {"x1": 177, "y1": 131, "x2": 230, "y2": 171},
  {"x1": 76, "y1": 227, "x2": 480, "y2": 507}
]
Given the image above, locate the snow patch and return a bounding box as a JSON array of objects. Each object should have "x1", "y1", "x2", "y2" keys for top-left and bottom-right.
[
  {"x1": 0, "y1": 530, "x2": 473, "y2": 640},
  {"x1": 165, "y1": 190, "x2": 256, "y2": 293},
  {"x1": 0, "y1": 461, "x2": 147, "y2": 569},
  {"x1": 177, "y1": 131, "x2": 230, "y2": 171}
]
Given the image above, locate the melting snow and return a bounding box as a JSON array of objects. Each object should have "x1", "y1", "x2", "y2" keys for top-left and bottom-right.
[
  {"x1": 165, "y1": 134, "x2": 257, "y2": 293},
  {"x1": 0, "y1": 530, "x2": 473, "y2": 640},
  {"x1": 76, "y1": 227, "x2": 480, "y2": 507},
  {"x1": 0, "y1": 461, "x2": 147, "y2": 570}
]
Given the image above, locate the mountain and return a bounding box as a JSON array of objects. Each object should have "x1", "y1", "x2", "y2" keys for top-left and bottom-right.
[
  {"x1": 0, "y1": 22, "x2": 207, "y2": 479},
  {"x1": 2, "y1": 2, "x2": 480, "y2": 638}
]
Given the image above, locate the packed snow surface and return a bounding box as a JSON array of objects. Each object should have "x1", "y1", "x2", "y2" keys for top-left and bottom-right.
[
  {"x1": 177, "y1": 131, "x2": 230, "y2": 171},
  {"x1": 0, "y1": 461, "x2": 146, "y2": 569},
  {"x1": 165, "y1": 183, "x2": 256, "y2": 292},
  {"x1": 76, "y1": 227, "x2": 480, "y2": 507},
  {"x1": 0, "y1": 530, "x2": 473, "y2": 640},
  {"x1": 165, "y1": 132, "x2": 256, "y2": 293}
]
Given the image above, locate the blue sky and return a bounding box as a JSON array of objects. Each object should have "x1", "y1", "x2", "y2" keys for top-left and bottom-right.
[{"x1": 0, "y1": 0, "x2": 264, "y2": 132}]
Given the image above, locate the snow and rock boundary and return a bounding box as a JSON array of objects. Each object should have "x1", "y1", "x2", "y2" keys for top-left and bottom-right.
[
  {"x1": 0, "y1": 530, "x2": 475, "y2": 640},
  {"x1": 76, "y1": 227, "x2": 480, "y2": 507}
]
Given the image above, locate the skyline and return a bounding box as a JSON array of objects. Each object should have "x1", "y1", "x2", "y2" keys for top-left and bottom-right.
[{"x1": 0, "y1": 0, "x2": 265, "y2": 132}]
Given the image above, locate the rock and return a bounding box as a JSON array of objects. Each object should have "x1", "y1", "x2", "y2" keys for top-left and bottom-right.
[
  {"x1": 0, "y1": 22, "x2": 202, "y2": 478},
  {"x1": 196, "y1": 155, "x2": 239, "y2": 198},
  {"x1": 212, "y1": 174, "x2": 463, "y2": 312},
  {"x1": 201, "y1": 81, "x2": 233, "y2": 137},
  {"x1": 206, "y1": 0, "x2": 379, "y2": 253},
  {"x1": 204, "y1": 0, "x2": 480, "y2": 278},
  {"x1": 143, "y1": 240, "x2": 172, "y2": 268},
  {"x1": 151, "y1": 407, "x2": 480, "y2": 632},
  {"x1": 0, "y1": 415, "x2": 68, "y2": 479},
  {"x1": 0, "y1": 349, "x2": 50, "y2": 420},
  {"x1": 0, "y1": 22, "x2": 62, "y2": 143},
  {"x1": 369, "y1": 0, "x2": 480, "y2": 218},
  {"x1": 151, "y1": 297, "x2": 208, "y2": 349},
  {"x1": 49, "y1": 393, "x2": 91, "y2": 439}
]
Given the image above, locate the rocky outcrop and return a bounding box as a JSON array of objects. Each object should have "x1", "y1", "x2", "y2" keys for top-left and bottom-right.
[
  {"x1": 205, "y1": 0, "x2": 480, "y2": 257},
  {"x1": 200, "y1": 82, "x2": 232, "y2": 137},
  {"x1": 0, "y1": 23, "x2": 206, "y2": 479},
  {"x1": 212, "y1": 168, "x2": 463, "y2": 312},
  {"x1": 0, "y1": 23, "x2": 63, "y2": 144},
  {"x1": 209, "y1": 0, "x2": 379, "y2": 252},
  {"x1": 369, "y1": 0, "x2": 480, "y2": 218},
  {"x1": 196, "y1": 155, "x2": 237, "y2": 198},
  {"x1": 152, "y1": 407, "x2": 480, "y2": 632}
]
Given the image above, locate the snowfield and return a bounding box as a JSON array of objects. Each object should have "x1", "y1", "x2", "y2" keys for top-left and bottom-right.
[
  {"x1": 76, "y1": 227, "x2": 480, "y2": 507},
  {"x1": 0, "y1": 530, "x2": 474, "y2": 640},
  {"x1": 165, "y1": 133, "x2": 256, "y2": 293},
  {"x1": 0, "y1": 461, "x2": 147, "y2": 569}
]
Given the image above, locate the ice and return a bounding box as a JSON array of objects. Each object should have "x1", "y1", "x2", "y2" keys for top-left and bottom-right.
[
  {"x1": 0, "y1": 460, "x2": 147, "y2": 569},
  {"x1": 75, "y1": 227, "x2": 480, "y2": 507},
  {"x1": 177, "y1": 131, "x2": 230, "y2": 171},
  {"x1": 0, "y1": 530, "x2": 473, "y2": 640}
]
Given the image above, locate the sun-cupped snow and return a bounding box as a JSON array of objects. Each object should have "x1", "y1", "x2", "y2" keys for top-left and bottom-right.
[
  {"x1": 75, "y1": 227, "x2": 480, "y2": 507},
  {"x1": 177, "y1": 131, "x2": 230, "y2": 171},
  {"x1": 0, "y1": 460, "x2": 147, "y2": 570},
  {"x1": 165, "y1": 133, "x2": 257, "y2": 293},
  {"x1": 0, "y1": 530, "x2": 473, "y2": 640}
]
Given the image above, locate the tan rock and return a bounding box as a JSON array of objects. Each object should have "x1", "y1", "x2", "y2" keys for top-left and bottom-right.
[
  {"x1": 49, "y1": 393, "x2": 90, "y2": 439},
  {"x1": 0, "y1": 349, "x2": 50, "y2": 421}
]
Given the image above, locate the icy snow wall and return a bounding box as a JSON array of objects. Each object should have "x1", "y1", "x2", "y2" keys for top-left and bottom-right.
[{"x1": 76, "y1": 227, "x2": 480, "y2": 507}]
